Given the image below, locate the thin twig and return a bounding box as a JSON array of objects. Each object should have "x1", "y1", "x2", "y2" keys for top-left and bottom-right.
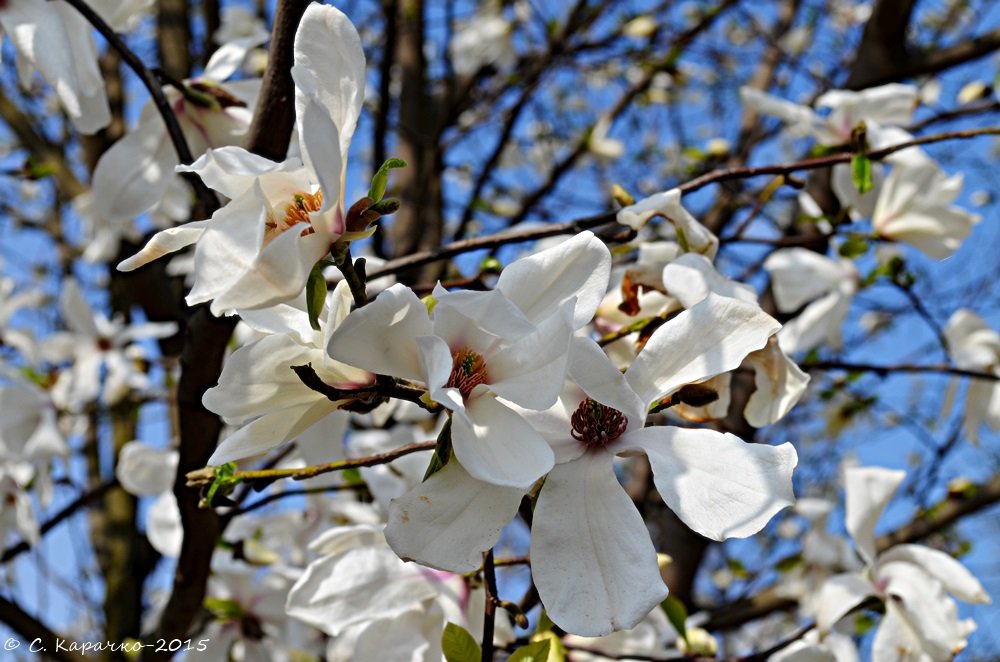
[{"x1": 803, "y1": 361, "x2": 998, "y2": 381}]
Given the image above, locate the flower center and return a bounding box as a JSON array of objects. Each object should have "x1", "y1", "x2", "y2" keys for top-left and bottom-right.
[
  {"x1": 571, "y1": 398, "x2": 628, "y2": 449},
  {"x1": 264, "y1": 190, "x2": 323, "y2": 242},
  {"x1": 446, "y1": 348, "x2": 489, "y2": 398}
]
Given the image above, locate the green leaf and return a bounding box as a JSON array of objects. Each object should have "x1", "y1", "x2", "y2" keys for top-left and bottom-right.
[
  {"x1": 838, "y1": 235, "x2": 869, "y2": 259},
  {"x1": 850, "y1": 153, "x2": 873, "y2": 194},
  {"x1": 508, "y1": 640, "x2": 551, "y2": 662},
  {"x1": 660, "y1": 595, "x2": 688, "y2": 643},
  {"x1": 775, "y1": 554, "x2": 803, "y2": 573},
  {"x1": 204, "y1": 597, "x2": 244, "y2": 622},
  {"x1": 205, "y1": 462, "x2": 239, "y2": 507},
  {"x1": 341, "y1": 467, "x2": 364, "y2": 485},
  {"x1": 368, "y1": 157, "x2": 407, "y2": 202},
  {"x1": 422, "y1": 418, "x2": 452, "y2": 480},
  {"x1": 306, "y1": 261, "x2": 329, "y2": 331},
  {"x1": 441, "y1": 623, "x2": 481, "y2": 662}
]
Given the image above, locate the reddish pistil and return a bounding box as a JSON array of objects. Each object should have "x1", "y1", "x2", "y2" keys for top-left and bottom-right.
[
  {"x1": 446, "y1": 348, "x2": 489, "y2": 398},
  {"x1": 571, "y1": 398, "x2": 628, "y2": 449}
]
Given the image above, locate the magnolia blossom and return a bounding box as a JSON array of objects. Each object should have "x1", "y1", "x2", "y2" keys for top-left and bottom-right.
[
  {"x1": 50, "y1": 278, "x2": 176, "y2": 410},
  {"x1": 286, "y1": 522, "x2": 513, "y2": 661},
  {"x1": 943, "y1": 309, "x2": 1000, "y2": 441},
  {"x1": 329, "y1": 232, "x2": 611, "y2": 489},
  {"x1": 0, "y1": 0, "x2": 151, "y2": 133},
  {"x1": 741, "y1": 83, "x2": 917, "y2": 218},
  {"x1": 119, "y1": 4, "x2": 367, "y2": 315},
  {"x1": 817, "y1": 467, "x2": 990, "y2": 660},
  {"x1": 872, "y1": 149, "x2": 980, "y2": 259},
  {"x1": 764, "y1": 248, "x2": 858, "y2": 354},
  {"x1": 617, "y1": 189, "x2": 719, "y2": 258},
  {"x1": 89, "y1": 42, "x2": 263, "y2": 229},
  {"x1": 740, "y1": 83, "x2": 917, "y2": 146},
  {"x1": 205, "y1": 282, "x2": 369, "y2": 465},
  {"x1": 384, "y1": 295, "x2": 796, "y2": 636}
]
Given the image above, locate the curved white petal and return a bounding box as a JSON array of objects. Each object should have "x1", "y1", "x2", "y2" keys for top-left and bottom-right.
[
  {"x1": 496, "y1": 231, "x2": 612, "y2": 328},
  {"x1": 763, "y1": 248, "x2": 849, "y2": 313},
  {"x1": 285, "y1": 545, "x2": 438, "y2": 637},
  {"x1": 744, "y1": 337, "x2": 810, "y2": 427},
  {"x1": 777, "y1": 286, "x2": 853, "y2": 355},
  {"x1": 626, "y1": 427, "x2": 796, "y2": 539},
  {"x1": 450, "y1": 393, "x2": 553, "y2": 488},
  {"x1": 176, "y1": 146, "x2": 285, "y2": 199},
  {"x1": 567, "y1": 337, "x2": 647, "y2": 429},
  {"x1": 117, "y1": 221, "x2": 210, "y2": 272},
  {"x1": 92, "y1": 117, "x2": 175, "y2": 222},
  {"x1": 662, "y1": 253, "x2": 757, "y2": 309},
  {"x1": 328, "y1": 283, "x2": 431, "y2": 382},
  {"x1": 116, "y1": 441, "x2": 178, "y2": 496},
  {"x1": 147, "y1": 491, "x2": 183, "y2": 557},
  {"x1": 816, "y1": 572, "x2": 875, "y2": 632},
  {"x1": 487, "y1": 303, "x2": 574, "y2": 409},
  {"x1": 292, "y1": 3, "x2": 366, "y2": 190},
  {"x1": 531, "y1": 453, "x2": 667, "y2": 636},
  {"x1": 844, "y1": 466, "x2": 905, "y2": 566},
  {"x1": 626, "y1": 294, "x2": 779, "y2": 406},
  {"x1": 384, "y1": 458, "x2": 523, "y2": 573},
  {"x1": 207, "y1": 399, "x2": 334, "y2": 465},
  {"x1": 877, "y1": 544, "x2": 990, "y2": 604}
]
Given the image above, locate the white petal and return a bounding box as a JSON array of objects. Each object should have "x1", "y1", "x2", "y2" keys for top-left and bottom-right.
[
  {"x1": 292, "y1": 3, "x2": 366, "y2": 176},
  {"x1": 116, "y1": 221, "x2": 209, "y2": 272},
  {"x1": 496, "y1": 231, "x2": 612, "y2": 328},
  {"x1": 816, "y1": 573, "x2": 875, "y2": 632},
  {"x1": 176, "y1": 146, "x2": 285, "y2": 199},
  {"x1": 207, "y1": 399, "x2": 334, "y2": 465},
  {"x1": 777, "y1": 286, "x2": 853, "y2": 355},
  {"x1": 116, "y1": 441, "x2": 178, "y2": 496},
  {"x1": 739, "y1": 87, "x2": 822, "y2": 138},
  {"x1": 661, "y1": 253, "x2": 757, "y2": 309},
  {"x1": 763, "y1": 248, "x2": 849, "y2": 313},
  {"x1": 487, "y1": 303, "x2": 574, "y2": 409},
  {"x1": 878, "y1": 544, "x2": 990, "y2": 604},
  {"x1": 626, "y1": 427, "x2": 796, "y2": 539},
  {"x1": 147, "y1": 491, "x2": 183, "y2": 557},
  {"x1": 285, "y1": 545, "x2": 438, "y2": 637},
  {"x1": 844, "y1": 466, "x2": 905, "y2": 566},
  {"x1": 328, "y1": 283, "x2": 431, "y2": 382},
  {"x1": 744, "y1": 337, "x2": 810, "y2": 427},
  {"x1": 384, "y1": 458, "x2": 523, "y2": 573},
  {"x1": 91, "y1": 116, "x2": 175, "y2": 222},
  {"x1": 450, "y1": 393, "x2": 553, "y2": 488},
  {"x1": 626, "y1": 294, "x2": 779, "y2": 406},
  {"x1": 351, "y1": 609, "x2": 441, "y2": 662},
  {"x1": 531, "y1": 453, "x2": 667, "y2": 636}
]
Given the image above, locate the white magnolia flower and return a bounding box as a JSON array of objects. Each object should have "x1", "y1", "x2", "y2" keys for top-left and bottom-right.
[
  {"x1": 764, "y1": 248, "x2": 858, "y2": 354},
  {"x1": 205, "y1": 281, "x2": 369, "y2": 465},
  {"x1": 740, "y1": 83, "x2": 917, "y2": 146},
  {"x1": 118, "y1": 4, "x2": 367, "y2": 315},
  {"x1": 617, "y1": 189, "x2": 719, "y2": 258},
  {"x1": 817, "y1": 467, "x2": 990, "y2": 661},
  {"x1": 384, "y1": 295, "x2": 796, "y2": 636},
  {"x1": 329, "y1": 231, "x2": 611, "y2": 489},
  {"x1": 50, "y1": 278, "x2": 176, "y2": 410},
  {"x1": 286, "y1": 523, "x2": 512, "y2": 661},
  {"x1": 943, "y1": 309, "x2": 1000, "y2": 441},
  {"x1": 89, "y1": 57, "x2": 261, "y2": 229},
  {"x1": 872, "y1": 149, "x2": 980, "y2": 259},
  {"x1": 0, "y1": 0, "x2": 149, "y2": 133}
]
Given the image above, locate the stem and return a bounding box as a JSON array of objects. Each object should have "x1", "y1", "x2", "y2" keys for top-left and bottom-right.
[
  {"x1": 803, "y1": 360, "x2": 998, "y2": 381},
  {"x1": 213, "y1": 440, "x2": 436, "y2": 485},
  {"x1": 59, "y1": 0, "x2": 218, "y2": 214},
  {"x1": 481, "y1": 549, "x2": 497, "y2": 662},
  {"x1": 291, "y1": 363, "x2": 438, "y2": 411},
  {"x1": 337, "y1": 246, "x2": 370, "y2": 307}
]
